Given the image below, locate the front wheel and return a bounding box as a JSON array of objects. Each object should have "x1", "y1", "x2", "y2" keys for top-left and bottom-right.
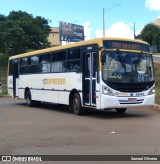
[
  {"x1": 115, "y1": 108, "x2": 127, "y2": 114},
  {"x1": 71, "y1": 92, "x2": 83, "y2": 115}
]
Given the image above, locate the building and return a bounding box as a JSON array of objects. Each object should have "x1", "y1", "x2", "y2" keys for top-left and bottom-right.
[
  {"x1": 152, "y1": 18, "x2": 160, "y2": 52},
  {"x1": 47, "y1": 27, "x2": 61, "y2": 47},
  {"x1": 153, "y1": 18, "x2": 160, "y2": 27}
]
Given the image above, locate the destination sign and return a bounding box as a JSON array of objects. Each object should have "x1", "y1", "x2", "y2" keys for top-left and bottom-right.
[{"x1": 103, "y1": 40, "x2": 150, "y2": 52}]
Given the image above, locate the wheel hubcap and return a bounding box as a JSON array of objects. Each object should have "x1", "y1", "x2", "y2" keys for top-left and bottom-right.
[
  {"x1": 73, "y1": 95, "x2": 79, "y2": 111},
  {"x1": 26, "y1": 93, "x2": 30, "y2": 105}
]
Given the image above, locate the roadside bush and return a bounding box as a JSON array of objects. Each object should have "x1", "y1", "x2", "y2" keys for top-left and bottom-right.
[{"x1": 154, "y1": 63, "x2": 160, "y2": 104}]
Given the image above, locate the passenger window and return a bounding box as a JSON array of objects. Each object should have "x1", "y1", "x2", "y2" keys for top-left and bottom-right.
[
  {"x1": 52, "y1": 62, "x2": 65, "y2": 72},
  {"x1": 53, "y1": 51, "x2": 66, "y2": 62},
  {"x1": 52, "y1": 51, "x2": 66, "y2": 72},
  {"x1": 28, "y1": 56, "x2": 39, "y2": 73},
  {"x1": 30, "y1": 56, "x2": 39, "y2": 65},
  {"x1": 39, "y1": 54, "x2": 51, "y2": 73},
  {"x1": 67, "y1": 61, "x2": 80, "y2": 72},
  {"x1": 20, "y1": 58, "x2": 28, "y2": 66},
  {"x1": 66, "y1": 48, "x2": 81, "y2": 72},
  {"x1": 39, "y1": 54, "x2": 51, "y2": 64},
  {"x1": 20, "y1": 58, "x2": 28, "y2": 74},
  {"x1": 68, "y1": 49, "x2": 80, "y2": 60}
]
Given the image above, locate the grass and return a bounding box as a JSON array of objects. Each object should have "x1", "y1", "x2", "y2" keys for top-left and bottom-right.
[
  {"x1": 155, "y1": 87, "x2": 160, "y2": 104},
  {"x1": 0, "y1": 54, "x2": 8, "y2": 95},
  {"x1": 153, "y1": 53, "x2": 160, "y2": 56},
  {"x1": 154, "y1": 63, "x2": 160, "y2": 104}
]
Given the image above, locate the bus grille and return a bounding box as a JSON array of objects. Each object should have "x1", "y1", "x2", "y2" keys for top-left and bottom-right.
[
  {"x1": 119, "y1": 99, "x2": 144, "y2": 104},
  {"x1": 107, "y1": 81, "x2": 154, "y2": 92}
]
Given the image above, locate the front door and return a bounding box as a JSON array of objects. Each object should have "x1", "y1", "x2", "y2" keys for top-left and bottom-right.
[{"x1": 83, "y1": 52, "x2": 97, "y2": 107}]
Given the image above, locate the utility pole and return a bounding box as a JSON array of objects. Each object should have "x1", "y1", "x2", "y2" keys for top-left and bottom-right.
[{"x1": 103, "y1": 4, "x2": 121, "y2": 37}]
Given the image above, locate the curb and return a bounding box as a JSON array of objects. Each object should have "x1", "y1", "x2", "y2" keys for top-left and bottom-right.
[{"x1": 154, "y1": 104, "x2": 160, "y2": 111}]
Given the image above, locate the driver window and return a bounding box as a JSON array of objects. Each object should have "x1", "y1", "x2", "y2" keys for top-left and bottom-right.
[
  {"x1": 109, "y1": 54, "x2": 124, "y2": 74},
  {"x1": 102, "y1": 53, "x2": 111, "y2": 80},
  {"x1": 137, "y1": 56, "x2": 147, "y2": 73}
]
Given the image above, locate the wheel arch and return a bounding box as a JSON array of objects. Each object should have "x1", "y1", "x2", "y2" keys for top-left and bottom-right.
[
  {"x1": 69, "y1": 89, "x2": 82, "y2": 109},
  {"x1": 69, "y1": 89, "x2": 80, "y2": 105}
]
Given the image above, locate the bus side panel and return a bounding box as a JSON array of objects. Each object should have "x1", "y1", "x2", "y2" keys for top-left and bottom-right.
[
  {"x1": 8, "y1": 76, "x2": 14, "y2": 97},
  {"x1": 39, "y1": 74, "x2": 58, "y2": 103},
  {"x1": 18, "y1": 74, "x2": 40, "y2": 100},
  {"x1": 18, "y1": 74, "x2": 59, "y2": 103},
  {"x1": 58, "y1": 72, "x2": 83, "y2": 105}
]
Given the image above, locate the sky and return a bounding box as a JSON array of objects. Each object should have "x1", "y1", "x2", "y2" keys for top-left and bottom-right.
[{"x1": 1, "y1": 0, "x2": 160, "y2": 40}]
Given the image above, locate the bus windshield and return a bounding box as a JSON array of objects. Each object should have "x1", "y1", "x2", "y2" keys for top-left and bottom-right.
[{"x1": 102, "y1": 51, "x2": 154, "y2": 83}]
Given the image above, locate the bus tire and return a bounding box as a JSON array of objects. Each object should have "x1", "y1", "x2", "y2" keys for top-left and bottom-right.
[
  {"x1": 26, "y1": 90, "x2": 34, "y2": 107},
  {"x1": 71, "y1": 92, "x2": 83, "y2": 115},
  {"x1": 116, "y1": 108, "x2": 126, "y2": 114}
]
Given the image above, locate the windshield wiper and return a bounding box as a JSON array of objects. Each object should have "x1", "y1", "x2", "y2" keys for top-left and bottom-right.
[{"x1": 116, "y1": 49, "x2": 126, "y2": 73}]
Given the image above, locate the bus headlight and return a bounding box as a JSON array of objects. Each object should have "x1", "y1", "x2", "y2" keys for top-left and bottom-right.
[
  {"x1": 148, "y1": 87, "x2": 155, "y2": 95},
  {"x1": 102, "y1": 86, "x2": 115, "y2": 96}
]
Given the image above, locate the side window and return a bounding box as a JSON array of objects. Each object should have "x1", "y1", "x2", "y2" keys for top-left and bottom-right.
[
  {"x1": 39, "y1": 54, "x2": 51, "y2": 63},
  {"x1": 66, "y1": 48, "x2": 81, "y2": 72},
  {"x1": 52, "y1": 51, "x2": 66, "y2": 72},
  {"x1": 20, "y1": 58, "x2": 28, "y2": 66},
  {"x1": 39, "y1": 54, "x2": 51, "y2": 73},
  {"x1": 30, "y1": 56, "x2": 39, "y2": 65},
  {"x1": 68, "y1": 49, "x2": 80, "y2": 60},
  {"x1": 28, "y1": 56, "x2": 39, "y2": 73},
  {"x1": 20, "y1": 57, "x2": 28, "y2": 74}
]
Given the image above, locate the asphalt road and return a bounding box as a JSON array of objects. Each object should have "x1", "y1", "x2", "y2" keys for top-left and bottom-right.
[{"x1": 0, "y1": 97, "x2": 160, "y2": 163}]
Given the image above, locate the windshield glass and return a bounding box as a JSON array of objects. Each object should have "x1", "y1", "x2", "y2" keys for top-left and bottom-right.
[{"x1": 102, "y1": 51, "x2": 154, "y2": 83}]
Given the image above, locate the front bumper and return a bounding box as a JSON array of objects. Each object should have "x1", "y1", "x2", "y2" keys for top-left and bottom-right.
[{"x1": 101, "y1": 94, "x2": 155, "y2": 109}]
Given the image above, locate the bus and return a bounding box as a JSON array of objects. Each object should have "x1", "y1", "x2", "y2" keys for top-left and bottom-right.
[{"x1": 7, "y1": 38, "x2": 155, "y2": 115}]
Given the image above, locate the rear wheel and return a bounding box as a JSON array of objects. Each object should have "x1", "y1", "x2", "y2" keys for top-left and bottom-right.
[
  {"x1": 115, "y1": 108, "x2": 127, "y2": 114},
  {"x1": 71, "y1": 92, "x2": 83, "y2": 115},
  {"x1": 25, "y1": 90, "x2": 40, "y2": 107},
  {"x1": 26, "y1": 90, "x2": 33, "y2": 107}
]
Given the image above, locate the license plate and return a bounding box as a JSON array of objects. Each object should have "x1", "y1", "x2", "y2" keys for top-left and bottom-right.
[{"x1": 128, "y1": 98, "x2": 137, "y2": 102}]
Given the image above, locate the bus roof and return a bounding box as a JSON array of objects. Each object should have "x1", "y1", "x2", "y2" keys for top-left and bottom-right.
[{"x1": 9, "y1": 37, "x2": 150, "y2": 60}]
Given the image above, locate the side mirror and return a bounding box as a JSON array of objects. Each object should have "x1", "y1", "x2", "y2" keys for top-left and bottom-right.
[{"x1": 101, "y1": 50, "x2": 107, "y2": 63}]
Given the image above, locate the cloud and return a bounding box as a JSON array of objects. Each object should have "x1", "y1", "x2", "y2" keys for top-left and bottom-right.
[
  {"x1": 95, "y1": 22, "x2": 135, "y2": 39},
  {"x1": 78, "y1": 21, "x2": 141, "y2": 42},
  {"x1": 83, "y1": 21, "x2": 92, "y2": 40},
  {"x1": 145, "y1": 0, "x2": 160, "y2": 11}
]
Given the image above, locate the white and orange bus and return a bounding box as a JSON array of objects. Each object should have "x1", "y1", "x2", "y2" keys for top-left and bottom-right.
[{"x1": 8, "y1": 38, "x2": 155, "y2": 114}]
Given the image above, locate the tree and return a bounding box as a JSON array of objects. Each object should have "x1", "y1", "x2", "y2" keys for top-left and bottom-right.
[
  {"x1": 0, "y1": 14, "x2": 7, "y2": 53},
  {"x1": 0, "y1": 11, "x2": 51, "y2": 56},
  {"x1": 140, "y1": 23, "x2": 160, "y2": 51}
]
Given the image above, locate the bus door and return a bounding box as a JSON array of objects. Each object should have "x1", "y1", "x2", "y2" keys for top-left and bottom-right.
[
  {"x1": 13, "y1": 62, "x2": 19, "y2": 97},
  {"x1": 83, "y1": 52, "x2": 97, "y2": 107}
]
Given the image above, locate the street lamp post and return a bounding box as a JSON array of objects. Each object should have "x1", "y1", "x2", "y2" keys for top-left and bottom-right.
[
  {"x1": 133, "y1": 22, "x2": 136, "y2": 39},
  {"x1": 103, "y1": 4, "x2": 121, "y2": 37},
  {"x1": 125, "y1": 22, "x2": 136, "y2": 39},
  {"x1": 103, "y1": 8, "x2": 105, "y2": 38}
]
